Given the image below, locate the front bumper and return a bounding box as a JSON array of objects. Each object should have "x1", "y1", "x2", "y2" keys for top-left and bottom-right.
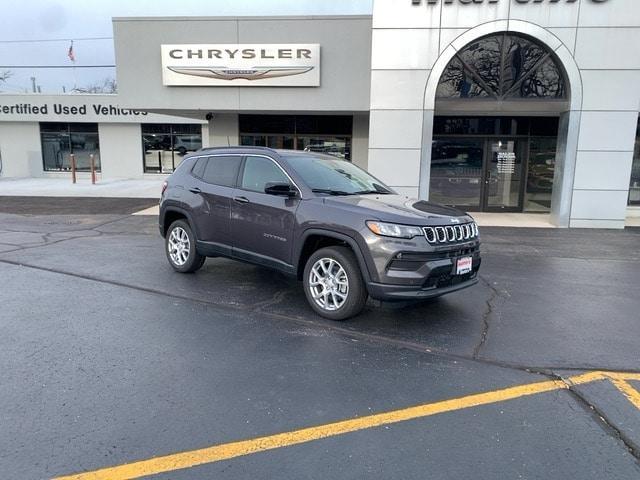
[
  {"x1": 367, "y1": 274, "x2": 479, "y2": 300},
  {"x1": 363, "y1": 238, "x2": 481, "y2": 301}
]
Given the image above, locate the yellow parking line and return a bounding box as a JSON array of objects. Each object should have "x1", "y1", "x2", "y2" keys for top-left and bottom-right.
[
  {"x1": 611, "y1": 378, "x2": 640, "y2": 410},
  {"x1": 53, "y1": 371, "x2": 626, "y2": 480}
]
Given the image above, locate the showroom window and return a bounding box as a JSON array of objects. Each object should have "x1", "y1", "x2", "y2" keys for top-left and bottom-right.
[
  {"x1": 629, "y1": 118, "x2": 640, "y2": 205},
  {"x1": 240, "y1": 115, "x2": 352, "y2": 160},
  {"x1": 142, "y1": 124, "x2": 202, "y2": 173},
  {"x1": 40, "y1": 123, "x2": 100, "y2": 172},
  {"x1": 429, "y1": 116, "x2": 559, "y2": 213}
]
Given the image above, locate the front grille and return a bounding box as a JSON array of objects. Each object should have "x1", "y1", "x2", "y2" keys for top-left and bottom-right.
[{"x1": 423, "y1": 222, "x2": 478, "y2": 245}]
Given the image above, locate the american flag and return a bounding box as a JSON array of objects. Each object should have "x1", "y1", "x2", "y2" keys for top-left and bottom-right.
[{"x1": 68, "y1": 41, "x2": 75, "y2": 62}]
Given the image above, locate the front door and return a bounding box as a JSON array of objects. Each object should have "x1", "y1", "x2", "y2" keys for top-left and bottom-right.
[
  {"x1": 231, "y1": 155, "x2": 299, "y2": 271},
  {"x1": 481, "y1": 138, "x2": 526, "y2": 212}
]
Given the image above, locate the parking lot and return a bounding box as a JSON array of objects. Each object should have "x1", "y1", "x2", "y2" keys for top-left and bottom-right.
[{"x1": 1, "y1": 197, "x2": 639, "y2": 479}]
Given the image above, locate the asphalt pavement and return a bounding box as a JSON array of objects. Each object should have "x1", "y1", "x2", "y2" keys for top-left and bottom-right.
[{"x1": 0, "y1": 198, "x2": 639, "y2": 479}]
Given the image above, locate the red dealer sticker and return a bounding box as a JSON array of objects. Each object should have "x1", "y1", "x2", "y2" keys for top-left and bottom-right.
[{"x1": 456, "y1": 257, "x2": 473, "y2": 275}]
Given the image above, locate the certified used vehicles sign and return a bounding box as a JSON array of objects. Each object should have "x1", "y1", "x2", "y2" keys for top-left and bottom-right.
[{"x1": 161, "y1": 44, "x2": 320, "y2": 87}]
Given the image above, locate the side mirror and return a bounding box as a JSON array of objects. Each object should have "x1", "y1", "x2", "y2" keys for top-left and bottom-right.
[{"x1": 264, "y1": 182, "x2": 296, "y2": 197}]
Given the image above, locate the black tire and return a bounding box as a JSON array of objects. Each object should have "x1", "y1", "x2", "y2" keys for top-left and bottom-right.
[
  {"x1": 303, "y1": 246, "x2": 368, "y2": 321},
  {"x1": 165, "y1": 219, "x2": 206, "y2": 273}
]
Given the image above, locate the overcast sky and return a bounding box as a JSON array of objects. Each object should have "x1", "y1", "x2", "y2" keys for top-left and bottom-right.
[{"x1": 0, "y1": 0, "x2": 372, "y2": 94}]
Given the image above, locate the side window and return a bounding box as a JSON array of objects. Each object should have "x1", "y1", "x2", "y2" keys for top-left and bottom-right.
[
  {"x1": 191, "y1": 157, "x2": 207, "y2": 179},
  {"x1": 241, "y1": 156, "x2": 289, "y2": 193},
  {"x1": 201, "y1": 155, "x2": 241, "y2": 187}
]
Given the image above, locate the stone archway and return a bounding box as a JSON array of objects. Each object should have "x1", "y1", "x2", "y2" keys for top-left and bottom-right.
[{"x1": 418, "y1": 21, "x2": 583, "y2": 227}]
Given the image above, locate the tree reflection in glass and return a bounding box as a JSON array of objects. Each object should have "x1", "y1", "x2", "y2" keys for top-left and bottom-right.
[{"x1": 437, "y1": 33, "x2": 566, "y2": 100}]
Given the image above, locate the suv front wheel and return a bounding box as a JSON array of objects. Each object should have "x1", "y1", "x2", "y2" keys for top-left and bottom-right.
[
  {"x1": 165, "y1": 219, "x2": 206, "y2": 273},
  {"x1": 303, "y1": 246, "x2": 367, "y2": 320}
]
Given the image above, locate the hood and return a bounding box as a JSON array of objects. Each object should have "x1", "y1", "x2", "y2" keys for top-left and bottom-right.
[{"x1": 322, "y1": 194, "x2": 474, "y2": 225}]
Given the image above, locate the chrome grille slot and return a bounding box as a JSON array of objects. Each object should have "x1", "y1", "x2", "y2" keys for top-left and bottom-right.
[
  {"x1": 423, "y1": 227, "x2": 436, "y2": 243},
  {"x1": 445, "y1": 226, "x2": 455, "y2": 242},
  {"x1": 423, "y1": 222, "x2": 478, "y2": 245}
]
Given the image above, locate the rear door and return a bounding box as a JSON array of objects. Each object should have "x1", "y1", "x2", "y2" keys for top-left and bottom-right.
[
  {"x1": 231, "y1": 155, "x2": 300, "y2": 269},
  {"x1": 190, "y1": 154, "x2": 242, "y2": 254}
]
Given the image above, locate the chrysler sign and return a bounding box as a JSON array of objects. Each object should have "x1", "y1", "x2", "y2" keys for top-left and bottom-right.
[{"x1": 161, "y1": 44, "x2": 320, "y2": 87}]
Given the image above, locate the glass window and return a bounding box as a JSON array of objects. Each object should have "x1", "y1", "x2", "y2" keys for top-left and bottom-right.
[
  {"x1": 436, "y1": 33, "x2": 566, "y2": 101},
  {"x1": 142, "y1": 124, "x2": 202, "y2": 173},
  {"x1": 456, "y1": 35, "x2": 502, "y2": 95},
  {"x1": 201, "y1": 156, "x2": 241, "y2": 187},
  {"x1": 191, "y1": 157, "x2": 207, "y2": 179},
  {"x1": 40, "y1": 123, "x2": 100, "y2": 172},
  {"x1": 241, "y1": 156, "x2": 289, "y2": 193},
  {"x1": 524, "y1": 137, "x2": 558, "y2": 212},
  {"x1": 239, "y1": 115, "x2": 353, "y2": 160},
  {"x1": 285, "y1": 155, "x2": 391, "y2": 195},
  {"x1": 429, "y1": 138, "x2": 484, "y2": 207},
  {"x1": 436, "y1": 57, "x2": 491, "y2": 99},
  {"x1": 630, "y1": 118, "x2": 640, "y2": 205}
]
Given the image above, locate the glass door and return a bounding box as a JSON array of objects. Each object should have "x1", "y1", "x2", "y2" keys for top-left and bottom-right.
[
  {"x1": 482, "y1": 138, "x2": 526, "y2": 212},
  {"x1": 429, "y1": 138, "x2": 484, "y2": 209}
]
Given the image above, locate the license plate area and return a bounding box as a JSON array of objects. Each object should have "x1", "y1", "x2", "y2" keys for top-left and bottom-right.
[{"x1": 456, "y1": 256, "x2": 473, "y2": 275}]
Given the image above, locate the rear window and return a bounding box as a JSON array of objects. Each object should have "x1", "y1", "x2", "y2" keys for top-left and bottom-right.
[
  {"x1": 200, "y1": 156, "x2": 242, "y2": 187},
  {"x1": 190, "y1": 157, "x2": 207, "y2": 179}
]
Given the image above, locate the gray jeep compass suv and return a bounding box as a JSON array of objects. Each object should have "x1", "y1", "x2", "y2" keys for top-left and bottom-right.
[{"x1": 159, "y1": 147, "x2": 481, "y2": 320}]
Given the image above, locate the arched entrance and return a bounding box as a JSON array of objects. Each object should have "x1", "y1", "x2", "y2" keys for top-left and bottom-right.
[
  {"x1": 431, "y1": 32, "x2": 567, "y2": 212},
  {"x1": 419, "y1": 23, "x2": 583, "y2": 225}
]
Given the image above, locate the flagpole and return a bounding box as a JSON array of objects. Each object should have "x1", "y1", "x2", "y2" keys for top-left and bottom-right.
[{"x1": 68, "y1": 40, "x2": 76, "y2": 91}]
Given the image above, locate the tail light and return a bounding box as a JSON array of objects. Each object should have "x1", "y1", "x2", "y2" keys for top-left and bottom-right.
[{"x1": 161, "y1": 181, "x2": 168, "y2": 196}]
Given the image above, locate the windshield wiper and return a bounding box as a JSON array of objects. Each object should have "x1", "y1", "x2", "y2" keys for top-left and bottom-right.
[
  {"x1": 311, "y1": 188, "x2": 355, "y2": 196},
  {"x1": 352, "y1": 189, "x2": 392, "y2": 195}
]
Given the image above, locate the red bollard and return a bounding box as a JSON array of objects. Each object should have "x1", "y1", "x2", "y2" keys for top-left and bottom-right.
[
  {"x1": 70, "y1": 153, "x2": 76, "y2": 184},
  {"x1": 90, "y1": 154, "x2": 96, "y2": 184}
]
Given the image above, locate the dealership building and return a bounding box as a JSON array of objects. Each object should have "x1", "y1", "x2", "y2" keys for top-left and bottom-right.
[{"x1": 1, "y1": 0, "x2": 639, "y2": 228}]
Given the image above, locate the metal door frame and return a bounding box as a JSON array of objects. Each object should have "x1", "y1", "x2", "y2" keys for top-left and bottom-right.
[{"x1": 480, "y1": 137, "x2": 528, "y2": 212}]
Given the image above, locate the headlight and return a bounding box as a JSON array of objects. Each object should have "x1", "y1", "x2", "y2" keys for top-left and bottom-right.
[{"x1": 366, "y1": 221, "x2": 423, "y2": 239}]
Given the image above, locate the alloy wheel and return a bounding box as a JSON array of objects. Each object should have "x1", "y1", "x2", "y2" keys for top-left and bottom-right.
[
  {"x1": 308, "y1": 257, "x2": 349, "y2": 311},
  {"x1": 167, "y1": 226, "x2": 190, "y2": 266}
]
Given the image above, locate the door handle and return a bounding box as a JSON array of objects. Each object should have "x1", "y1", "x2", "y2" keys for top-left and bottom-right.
[
  {"x1": 233, "y1": 196, "x2": 249, "y2": 204},
  {"x1": 189, "y1": 187, "x2": 202, "y2": 194}
]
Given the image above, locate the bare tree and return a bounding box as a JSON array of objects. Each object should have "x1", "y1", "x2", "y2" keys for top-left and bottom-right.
[
  {"x1": 0, "y1": 70, "x2": 12, "y2": 83},
  {"x1": 72, "y1": 77, "x2": 117, "y2": 94}
]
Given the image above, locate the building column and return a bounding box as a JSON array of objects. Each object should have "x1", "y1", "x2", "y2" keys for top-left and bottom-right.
[
  {"x1": 208, "y1": 113, "x2": 239, "y2": 147},
  {"x1": 351, "y1": 114, "x2": 370, "y2": 170}
]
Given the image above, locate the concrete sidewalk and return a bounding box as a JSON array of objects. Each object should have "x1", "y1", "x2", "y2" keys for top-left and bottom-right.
[{"x1": 0, "y1": 177, "x2": 164, "y2": 198}]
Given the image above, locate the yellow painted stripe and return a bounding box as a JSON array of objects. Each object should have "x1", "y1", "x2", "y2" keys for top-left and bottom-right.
[
  {"x1": 55, "y1": 370, "x2": 636, "y2": 480},
  {"x1": 607, "y1": 372, "x2": 640, "y2": 382},
  {"x1": 611, "y1": 378, "x2": 640, "y2": 410},
  {"x1": 53, "y1": 378, "x2": 569, "y2": 480}
]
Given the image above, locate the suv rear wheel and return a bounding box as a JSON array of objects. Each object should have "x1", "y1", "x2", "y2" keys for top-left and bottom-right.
[
  {"x1": 166, "y1": 219, "x2": 205, "y2": 273},
  {"x1": 303, "y1": 246, "x2": 367, "y2": 320}
]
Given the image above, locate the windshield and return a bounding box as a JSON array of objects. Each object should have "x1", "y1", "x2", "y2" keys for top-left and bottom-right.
[{"x1": 285, "y1": 156, "x2": 393, "y2": 195}]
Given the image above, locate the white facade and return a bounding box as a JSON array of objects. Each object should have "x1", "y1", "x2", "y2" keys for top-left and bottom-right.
[
  {"x1": 1, "y1": 5, "x2": 639, "y2": 228},
  {"x1": 368, "y1": 0, "x2": 640, "y2": 228}
]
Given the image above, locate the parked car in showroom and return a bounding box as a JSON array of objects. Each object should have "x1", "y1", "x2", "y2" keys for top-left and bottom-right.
[{"x1": 159, "y1": 147, "x2": 481, "y2": 320}]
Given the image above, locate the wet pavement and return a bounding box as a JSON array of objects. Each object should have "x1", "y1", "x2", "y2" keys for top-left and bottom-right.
[{"x1": 0, "y1": 199, "x2": 639, "y2": 479}]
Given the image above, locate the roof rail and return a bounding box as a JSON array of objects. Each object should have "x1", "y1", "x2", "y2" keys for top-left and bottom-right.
[{"x1": 196, "y1": 145, "x2": 279, "y2": 154}]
